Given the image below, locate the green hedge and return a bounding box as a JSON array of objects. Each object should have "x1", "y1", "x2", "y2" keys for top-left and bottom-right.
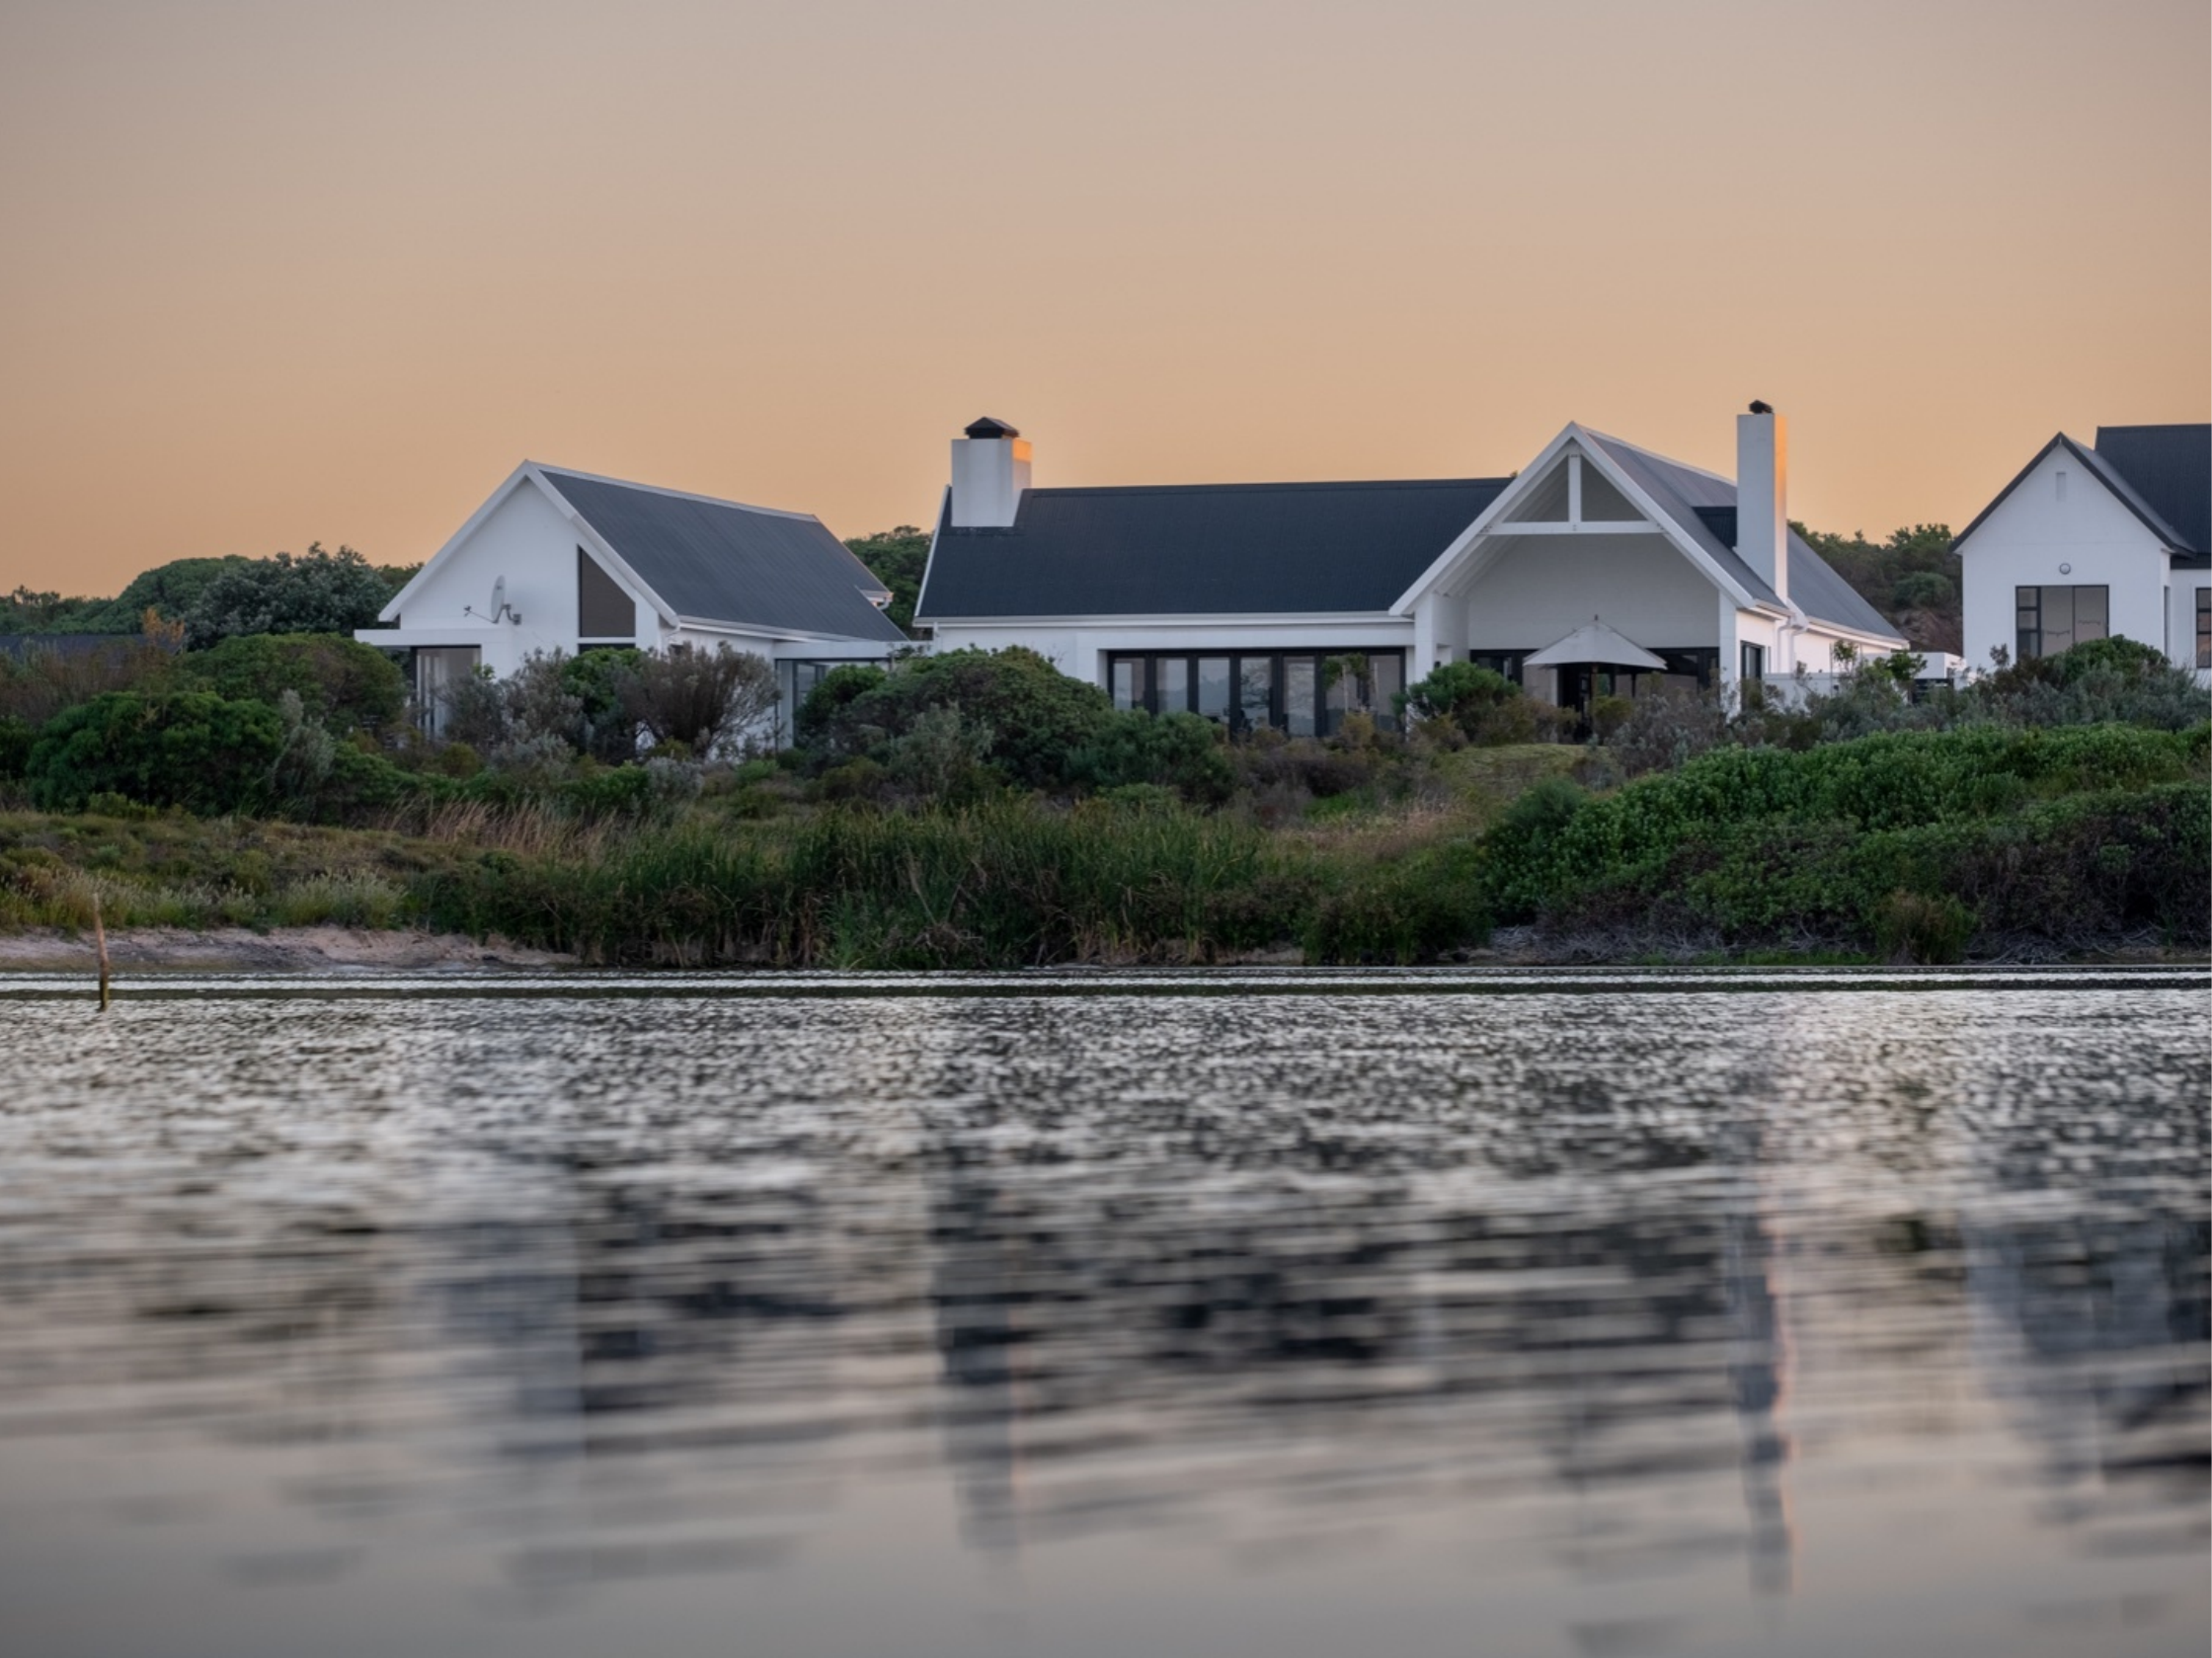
[
  {"x1": 27, "y1": 692, "x2": 285, "y2": 815},
  {"x1": 1480, "y1": 724, "x2": 2210, "y2": 956}
]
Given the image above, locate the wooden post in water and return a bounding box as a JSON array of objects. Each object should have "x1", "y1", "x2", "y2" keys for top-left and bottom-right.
[{"x1": 92, "y1": 895, "x2": 111, "y2": 1011}]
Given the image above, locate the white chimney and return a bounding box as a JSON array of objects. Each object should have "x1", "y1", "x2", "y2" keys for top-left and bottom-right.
[
  {"x1": 1735, "y1": 402, "x2": 1788, "y2": 606},
  {"x1": 949, "y1": 416, "x2": 1031, "y2": 528}
]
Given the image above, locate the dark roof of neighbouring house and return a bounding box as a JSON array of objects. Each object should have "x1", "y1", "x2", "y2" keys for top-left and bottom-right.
[
  {"x1": 535, "y1": 468, "x2": 908, "y2": 643},
  {"x1": 1952, "y1": 428, "x2": 2210, "y2": 566},
  {"x1": 1580, "y1": 433, "x2": 1901, "y2": 640},
  {"x1": 2094, "y1": 425, "x2": 2209, "y2": 564},
  {"x1": 916, "y1": 477, "x2": 1513, "y2": 619}
]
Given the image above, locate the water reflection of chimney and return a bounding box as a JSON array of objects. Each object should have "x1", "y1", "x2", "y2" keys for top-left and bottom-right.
[
  {"x1": 930, "y1": 1167, "x2": 1028, "y2": 1555},
  {"x1": 1724, "y1": 1129, "x2": 1797, "y2": 1598}
]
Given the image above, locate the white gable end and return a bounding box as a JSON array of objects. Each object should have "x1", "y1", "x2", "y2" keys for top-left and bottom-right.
[
  {"x1": 389, "y1": 473, "x2": 659, "y2": 650},
  {"x1": 1958, "y1": 443, "x2": 2173, "y2": 671}
]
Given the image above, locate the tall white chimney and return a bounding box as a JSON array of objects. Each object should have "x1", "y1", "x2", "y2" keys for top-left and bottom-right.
[
  {"x1": 949, "y1": 416, "x2": 1031, "y2": 528},
  {"x1": 1735, "y1": 402, "x2": 1788, "y2": 605}
]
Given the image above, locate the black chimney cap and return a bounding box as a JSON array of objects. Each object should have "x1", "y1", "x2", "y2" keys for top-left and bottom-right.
[
  {"x1": 964, "y1": 417, "x2": 1021, "y2": 439},
  {"x1": 1748, "y1": 400, "x2": 1774, "y2": 415}
]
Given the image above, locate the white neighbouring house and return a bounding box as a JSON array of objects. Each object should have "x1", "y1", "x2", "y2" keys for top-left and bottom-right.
[
  {"x1": 1950, "y1": 425, "x2": 2210, "y2": 684},
  {"x1": 355, "y1": 462, "x2": 909, "y2": 738},
  {"x1": 912, "y1": 410, "x2": 1905, "y2": 731}
]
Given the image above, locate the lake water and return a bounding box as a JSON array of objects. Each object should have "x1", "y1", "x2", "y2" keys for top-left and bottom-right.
[{"x1": 0, "y1": 970, "x2": 2205, "y2": 1657}]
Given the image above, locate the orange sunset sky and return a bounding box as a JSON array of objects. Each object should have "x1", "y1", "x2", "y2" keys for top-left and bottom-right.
[{"x1": 1, "y1": 0, "x2": 2205, "y2": 596}]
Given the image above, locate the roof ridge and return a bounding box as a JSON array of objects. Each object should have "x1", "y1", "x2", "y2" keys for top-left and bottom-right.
[
  {"x1": 531, "y1": 462, "x2": 820, "y2": 523},
  {"x1": 1021, "y1": 476, "x2": 1512, "y2": 499},
  {"x1": 1580, "y1": 429, "x2": 1736, "y2": 486}
]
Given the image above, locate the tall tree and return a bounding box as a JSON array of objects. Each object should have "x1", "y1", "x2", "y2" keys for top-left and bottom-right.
[{"x1": 843, "y1": 526, "x2": 930, "y2": 636}]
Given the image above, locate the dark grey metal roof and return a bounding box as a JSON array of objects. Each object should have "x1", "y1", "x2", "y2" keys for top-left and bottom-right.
[
  {"x1": 2094, "y1": 425, "x2": 2209, "y2": 561},
  {"x1": 1953, "y1": 431, "x2": 2206, "y2": 565},
  {"x1": 916, "y1": 477, "x2": 1511, "y2": 619},
  {"x1": 537, "y1": 469, "x2": 907, "y2": 644},
  {"x1": 1582, "y1": 434, "x2": 1902, "y2": 641}
]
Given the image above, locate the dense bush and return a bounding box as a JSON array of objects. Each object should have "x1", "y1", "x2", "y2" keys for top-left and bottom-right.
[
  {"x1": 4, "y1": 558, "x2": 249, "y2": 635},
  {"x1": 1400, "y1": 662, "x2": 1570, "y2": 745},
  {"x1": 181, "y1": 545, "x2": 403, "y2": 648},
  {"x1": 0, "y1": 715, "x2": 31, "y2": 781},
  {"x1": 620, "y1": 644, "x2": 777, "y2": 757},
  {"x1": 1482, "y1": 723, "x2": 2211, "y2": 953},
  {"x1": 173, "y1": 633, "x2": 407, "y2": 734},
  {"x1": 803, "y1": 648, "x2": 1117, "y2": 791},
  {"x1": 1065, "y1": 711, "x2": 1236, "y2": 806},
  {"x1": 562, "y1": 648, "x2": 645, "y2": 762},
  {"x1": 413, "y1": 796, "x2": 1323, "y2": 968},
  {"x1": 26, "y1": 692, "x2": 285, "y2": 815}
]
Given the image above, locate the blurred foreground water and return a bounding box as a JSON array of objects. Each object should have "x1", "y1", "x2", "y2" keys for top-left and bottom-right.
[{"x1": 0, "y1": 971, "x2": 2204, "y2": 1658}]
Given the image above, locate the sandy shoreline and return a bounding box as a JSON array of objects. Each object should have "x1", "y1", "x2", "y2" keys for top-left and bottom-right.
[{"x1": 0, "y1": 926, "x2": 577, "y2": 973}]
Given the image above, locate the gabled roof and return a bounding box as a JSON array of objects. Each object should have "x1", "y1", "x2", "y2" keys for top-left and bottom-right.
[
  {"x1": 2094, "y1": 425, "x2": 2209, "y2": 563},
  {"x1": 1579, "y1": 432, "x2": 1899, "y2": 639},
  {"x1": 916, "y1": 477, "x2": 1511, "y2": 620},
  {"x1": 1952, "y1": 430, "x2": 2208, "y2": 565},
  {"x1": 533, "y1": 467, "x2": 907, "y2": 643}
]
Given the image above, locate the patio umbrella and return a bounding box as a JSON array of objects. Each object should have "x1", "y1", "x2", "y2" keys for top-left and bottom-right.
[{"x1": 1523, "y1": 618, "x2": 1668, "y2": 671}]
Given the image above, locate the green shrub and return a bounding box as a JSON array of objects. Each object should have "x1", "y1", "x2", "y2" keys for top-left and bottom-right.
[
  {"x1": 173, "y1": 633, "x2": 407, "y2": 734},
  {"x1": 1066, "y1": 711, "x2": 1236, "y2": 805},
  {"x1": 1484, "y1": 724, "x2": 2210, "y2": 954},
  {"x1": 182, "y1": 544, "x2": 395, "y2": 648},
  {"x1": 27, "y1": 692, "x2": 284, "y2": 815},
  {"x1": 802, "y1": 648, "x2": 1114, "y2": 791},
  {"x1": 1303, "y1": 844, "x2": 1490, "y2": 964},
  {"x1": 1873, "y1": 890, "x2": 1974, "y2": 965},
  {"x1": 796, "y1": 664, "x2": 889, "y2": 749},
  {"x1": 0, "y1": 716, "x2": 31, "y2": 780},
  {"x1": 310, "y1": 743, "x2": 417, "y2": 824}
]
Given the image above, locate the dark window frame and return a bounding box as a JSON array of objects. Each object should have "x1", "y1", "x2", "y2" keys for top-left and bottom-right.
[
  {"x1": 2016, "y1": 584, "x2": 2111, "y2": 662},
  {"x1": 2195, "y1": 587, "x2": 2210, "y2": 671},
  {"x1": 1105, "y1": 648, "x2": 1407, "y2": 735}
]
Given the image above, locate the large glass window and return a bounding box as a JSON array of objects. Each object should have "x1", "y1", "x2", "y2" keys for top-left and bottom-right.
[
  {"x1": 1157, "y1": 659, "x2": 1193, "y2": 715},
  {"x1": 1197, "y1": 657, "x2": 1230, "y2": 723},
  {"x1": 2196, "y1": 588, "x2": 2210, "y2": 671},
  {"x1": 1237, "y1": 658, "x2": 1273, "y2": 731},
  {"x1": 1111, "y1": 658, "x2": 1142, "y2": 711},
  {"x1": 2015, "y1": 585, "x2": 2108, "y2": 661},
  {"x1": 1105, "y1": 650, "x2": 1407, "y2": 734},
  {"x1": 578, "y1": 547, "x2": 634, "y2": 640},
  {"x1": 1283, "y1": 657, "x2": 1318, "y2": 737},
  {"x1": 1739, "y1": 642, "x2": 1766, "y2": 682}
]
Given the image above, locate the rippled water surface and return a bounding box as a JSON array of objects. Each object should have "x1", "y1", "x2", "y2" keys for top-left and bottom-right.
[{"x1": 1, "y1": 971, "x2": 2205, "y2": 1657}]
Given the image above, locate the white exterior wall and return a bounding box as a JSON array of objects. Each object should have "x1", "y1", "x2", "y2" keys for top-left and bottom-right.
[
  {"x1": 382, "y1": 482, "x2": 657, "y2": 675},
  {"x1": 364, "y1": 475, "x2": 902, "y2": 695},
  {"x1": 922, "y1": 616, "x2": 1419, "y2": 688},
  {"x1": 1461, "y1": 532, "x2": 1722, "y2": 653},
  {"x1": 1959, "y1": 447, "x2": 2174, "y2": 673}
]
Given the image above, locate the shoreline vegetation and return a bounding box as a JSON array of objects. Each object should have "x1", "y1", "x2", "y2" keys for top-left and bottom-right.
[
  {"x1": 2, "y1": 720, "x2": 2203, "y2": 970},
  {"x1": 2, "y1": 550, "x2": 2205, "y2": 972}
]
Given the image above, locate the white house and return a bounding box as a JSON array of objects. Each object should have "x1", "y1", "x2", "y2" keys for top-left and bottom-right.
[
  {"x1": 913, "y1": 410, "x2": 1905, "y2": 731},
  {"x1": 1950, "y1": 425, "x2": 2210, "y2": 682},
  {"x1": 355, "y1": 462, "x2": 908, "y2": 735}
]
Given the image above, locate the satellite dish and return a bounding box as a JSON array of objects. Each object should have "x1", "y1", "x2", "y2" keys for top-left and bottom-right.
[{"x1": 491, "y1": 576, "x2": 507, "y2": 615}]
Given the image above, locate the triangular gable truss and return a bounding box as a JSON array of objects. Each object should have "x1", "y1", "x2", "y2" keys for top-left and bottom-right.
[
  {"x1": 1388, "y1": 424, "x2": 1780, "y2": 617},
  {"x1": 375, "y1": 462, "x2": 678, "y2": 630}
]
